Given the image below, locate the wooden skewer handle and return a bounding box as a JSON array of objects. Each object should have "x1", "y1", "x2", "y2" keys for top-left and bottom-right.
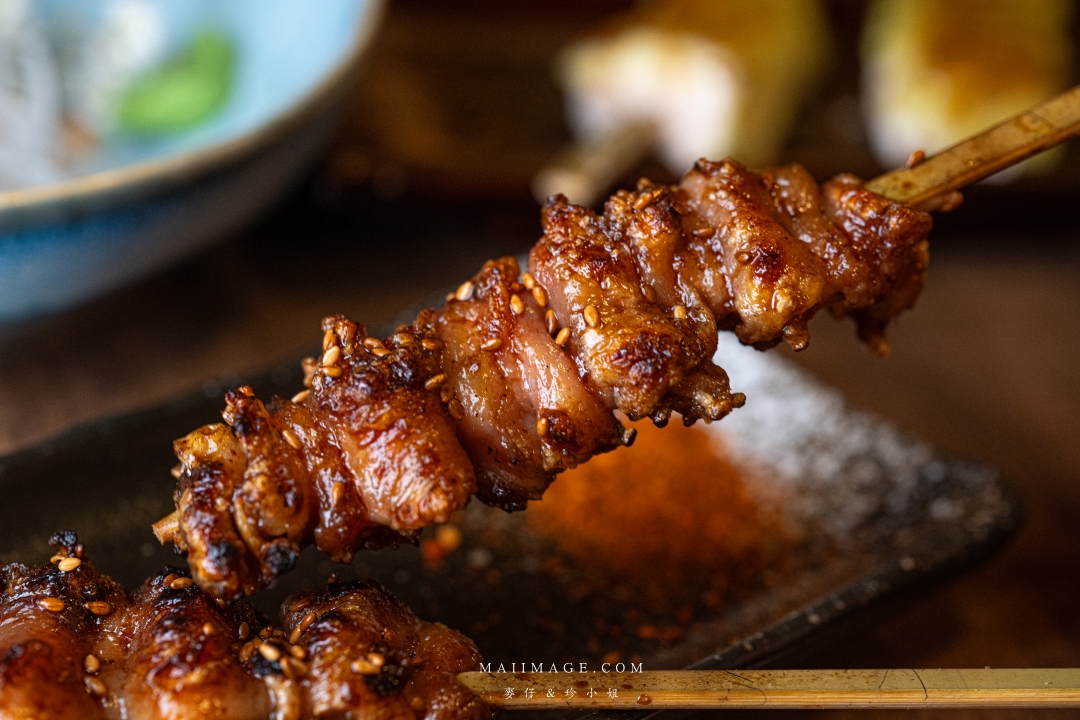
[
  {"x1": 152, "y1": 510, "x2": 179, "y2": 544},
  {"x1": 866, "y1": 85, "x2": 1080, "y2": 208},
  {"x1": 459, "y1": 669, "x2": 1080, "y2": 709},
  {"x1": 532, "y1": 122, "x2": 655, "y2": 207}
]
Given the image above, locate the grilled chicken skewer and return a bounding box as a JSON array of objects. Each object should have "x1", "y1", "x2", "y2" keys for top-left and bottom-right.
[
  {"x1": 151, "y1": 84, "x2": 1080, "y2": 599},
  {"x1": 155, "y1": 157, "x2": 933, "y2": 599},
  {"x1": 0, "y1": 533, "x2": 488, "y2": 720}
]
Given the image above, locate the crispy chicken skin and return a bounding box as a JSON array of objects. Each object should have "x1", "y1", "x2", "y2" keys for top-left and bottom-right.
[
  {"x1": 0, "y1": 532, "x2": 123, "y2": 720},
  {"x1": 435, "y1": 257, "x2": 625, "y2": 509},
  {"x1": 0, "y1": 536, "x2": 487, "y2": 720},
  {"x1": 820, "y1": 173, "x2": 932, "y2": 353},
  {"x1": 278, "y1": 581, "x2": 488, "y2": 720},
  {"x1": 678, "y1": 159, "x2": 832, "y2": 351},
  {"x1": 678, "y1": 160, "x2": 931, "y2": 353},
  {"x1": 93, "y1": 567, "x2": 270, "y2": 720},
  {"x1": 164, "y1": 158, "x2": 932, "y2": 597},
  {"x1": 174, "y1": 315, "x2": 475, "y2": 598},
  {"x1": 532, "y1": 196, "x2": 736, "y2": 426}
]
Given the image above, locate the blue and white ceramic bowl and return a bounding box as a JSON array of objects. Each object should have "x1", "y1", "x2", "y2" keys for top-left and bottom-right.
[{"x1": 0, "y1": 0, "x2": 383, "y2": 321}]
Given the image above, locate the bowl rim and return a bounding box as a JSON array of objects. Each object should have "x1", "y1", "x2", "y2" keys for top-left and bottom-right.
[{"x1": 0, "y1": 0, "x2": 386, "y2": 230}]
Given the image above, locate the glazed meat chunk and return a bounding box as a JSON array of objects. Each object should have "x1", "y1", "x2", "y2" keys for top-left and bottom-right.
[
  {"x1": 531, "y1": 195, "x2": 738, "y2": 425},
  {"x1": 434, "y1": 257, "x2": 625, "y2": 509},
  {"x1": 168, "y1": 315, "x2": 475, "y2": 599},
  {"x1": 158, "y1": 156, "x2": 932, "y2": 597},
  {"x1": 0, "y1": 536, "x2": 488, "y2": 720},
  {"x1": 0, "y1": 532, "x2": 125, "y2": 720},
  {"x1": 279, "y1": 580, "x2": 489, "y2": 720}
]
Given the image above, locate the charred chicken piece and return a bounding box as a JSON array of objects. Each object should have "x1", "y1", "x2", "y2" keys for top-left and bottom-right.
[
  {"x1": 532, "y1": 195, "x2": 737, "y2": 426},
  {"x1": 0, "y1": 535, "x2": 488, "y2": 720},
  {"x1": 677, "y1": 159, "x2": 930, "y2": 353},
  {"x1": 434, "y1": 257, "x2": 627, "y2": 509},
  {"x1": 819, "y1": 173, "x2": 931, "y2": 353},
  {"x1": 94, "y1": 567, "x2": 270, "y2": 720},
  {"x1": 171, "y1": 314, "x2": 475, "y2": 598},
  {"x1": 0, "y1": 532, "x2": 125, "y2": 720},
  {"x1": 160, "y1": 158, "x2": 932, "y2": 598},
  {"x1": 678, "y1": 158, "x2": 833, "y2": 350},
  {"x1": 277, "y1": 580, "x2": 488, "y2": 720}
]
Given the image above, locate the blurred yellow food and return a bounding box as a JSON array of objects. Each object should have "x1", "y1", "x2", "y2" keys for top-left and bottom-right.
[
  {"x1": 862, "y1": 0, "x2": 1074, "y2": 179},
  {"x1": 558, "y1": 0, "x2": 830, "y2": 172}
]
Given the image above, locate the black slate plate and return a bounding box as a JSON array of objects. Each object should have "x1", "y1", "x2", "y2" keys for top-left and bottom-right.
[{"x1": 0, "y1": 345, "x2": 1021, "y2": 720}]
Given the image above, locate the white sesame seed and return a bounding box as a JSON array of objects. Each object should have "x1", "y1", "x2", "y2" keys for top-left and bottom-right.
[
  {"x1": 259, "y1": 643, "x2": 281, "y2": 662},
  {"x1": 633, "y1": 189, "x2": 660, "y2": 210},
  {"x1": 447, "y1": 400, "x2": 465, "y2": 420},
  {"x1": 282, "y1": 429, "x2": 302, "y2": 450},
  {"x1": 84, "y1": 654, "x2": 100, "y2": 674},
  {"x1": 439, "y1": 384, "x2": 454, "y2": 403},
  {"x1": 351, "y1": 659, "x2": 380, "y2": 674},
  {"x1": 545, "y1": 309, "x2": 558, "y2": 335},
  {"x1": 583, "y1": 305, "x2": 601, "y2": 328},
  {"x1": 38, "y1": 597, "x2": 64, "y2": 612},
  {"x1": 321, "y1": 346, "x2": 341, "y2": 367},
  {"x1": 297, "y1": 611, "x2": 317, "y2": 634},
  {"x1": 57, "y1": 558, "x2": 81, "y2": 572},
  {"x1": 85, "y1": 601, "x2": 112, "y2": 616}
]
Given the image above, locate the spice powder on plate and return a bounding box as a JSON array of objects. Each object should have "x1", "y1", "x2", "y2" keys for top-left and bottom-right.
[{"x1": 527, "y1": 418, "x2": 796, "y2": 599}]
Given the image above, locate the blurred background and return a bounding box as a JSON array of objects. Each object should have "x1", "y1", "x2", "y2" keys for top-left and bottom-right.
[{"x1": 1, "y1": 1, "x2": 1079, "y2": 717}]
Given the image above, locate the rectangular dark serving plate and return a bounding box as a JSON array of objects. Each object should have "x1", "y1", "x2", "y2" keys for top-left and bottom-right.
[{"x1": 0, "y1": 335, "x2": 1020, "y2": 720}]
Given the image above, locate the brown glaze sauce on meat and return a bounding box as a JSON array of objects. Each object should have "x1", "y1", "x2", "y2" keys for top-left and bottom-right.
[
  {"x1": 161, "y1": 158, "x2": 931, "y2": 598},
  {"x1": 0, "y1": 534, "x2": 487, "y2": 720}
]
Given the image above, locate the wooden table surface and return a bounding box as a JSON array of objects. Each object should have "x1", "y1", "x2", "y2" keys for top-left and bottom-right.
[{"x1": 2, "y1": 4, "x2": 1079, "y2": 718}]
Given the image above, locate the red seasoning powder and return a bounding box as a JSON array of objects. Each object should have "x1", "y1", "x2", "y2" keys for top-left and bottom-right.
[{"x1": 527, "y1": 419, "x2": 794, "y2": 594}]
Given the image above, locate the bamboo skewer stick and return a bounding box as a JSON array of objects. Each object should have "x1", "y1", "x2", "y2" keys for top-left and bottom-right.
[
  {"x1": 459, "y1": 669, "x2": 1080, "y2": 710},
  {"x1": 864, "y1": 84, "x2": 1080, "y2": 209},
  {"x1": 532, "y1": 121, "x2": 655, "y2": 206},
  {"x1": 152, "y1": 510, "x2": 179, "y2": 544},
  {"x1": 534, "y1": 84, "x2": 1080, "y2": 211}
]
